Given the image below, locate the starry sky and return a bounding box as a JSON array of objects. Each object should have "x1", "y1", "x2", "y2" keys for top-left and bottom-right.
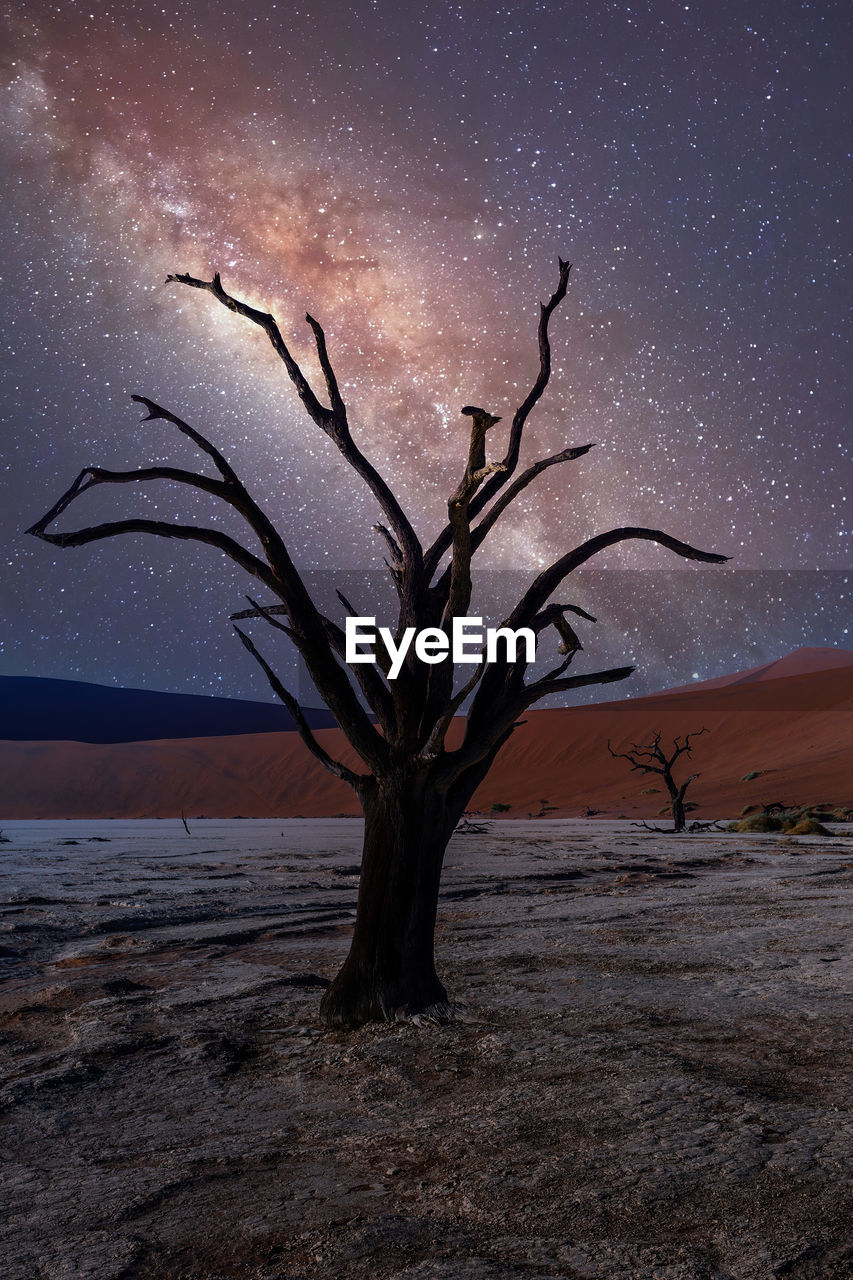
[{"x1": 1, "y1": 0, "x2": 850, "y2": 704}]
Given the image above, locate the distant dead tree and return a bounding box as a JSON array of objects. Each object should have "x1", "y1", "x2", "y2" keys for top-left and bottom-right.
[
  {"x1": 608, "y1": 729, "x2": 709, "y2": 832},
  {"x1": 29, "y1": 259, "x2": 727, "y2": 1026}
]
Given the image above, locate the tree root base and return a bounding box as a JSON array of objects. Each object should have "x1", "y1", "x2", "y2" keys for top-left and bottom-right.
[
  {"x1": 319, "y1": 984, "x2": 454, "y2": 1031},
  {"x1": 391, "y1": 1000, "x2": 455, "y2": 1026}
]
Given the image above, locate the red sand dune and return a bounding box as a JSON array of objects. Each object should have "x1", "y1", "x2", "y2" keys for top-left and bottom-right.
[
  {"x1": 658, "y1": 646, "x2": 853, "y2": 696},
  {"x1": 1, "y1": 650, "x2": 851, "y2": 820}
]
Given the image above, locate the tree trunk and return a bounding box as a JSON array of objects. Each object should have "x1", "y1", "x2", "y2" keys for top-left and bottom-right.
[
  {"x1": 319, "y1": 771, "x2": 464, "y2": 1028},
  {"x1": 667, "y1": 780, "x2": 686, "y2": 832},
  {"x1": 671, "y1": 798, "x2": 686, "y2": 832}
]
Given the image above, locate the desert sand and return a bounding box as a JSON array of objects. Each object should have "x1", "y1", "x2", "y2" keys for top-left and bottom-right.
[
  {"x1": 1, "y1": 817, "x2": 851, "y2": 1278},
  {"x1": 1, "y1": 652, "x2": 851, "y2": 820}
]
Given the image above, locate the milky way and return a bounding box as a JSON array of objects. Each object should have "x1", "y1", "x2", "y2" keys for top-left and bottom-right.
[{"x1": 1, "y1": 1, "x2": 850, "y2": 702}]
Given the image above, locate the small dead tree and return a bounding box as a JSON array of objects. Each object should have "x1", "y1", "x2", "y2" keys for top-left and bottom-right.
[
  {"x1": 29, "y1": 259, "x2": 727, "y2": 1026},
  {"x1": 608, "y1": 729, "x2": 709, "y2": 832}
]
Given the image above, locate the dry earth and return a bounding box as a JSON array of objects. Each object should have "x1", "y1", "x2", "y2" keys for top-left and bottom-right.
[{"x1": 1, "y1": 818, "x2": 851, "y2": 1280}]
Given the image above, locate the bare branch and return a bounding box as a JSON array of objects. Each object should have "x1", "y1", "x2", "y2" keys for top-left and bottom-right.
[
  {"x1": 469, "y1": 443, "x2": 593, "y2": 553},
  {"x1": 422, "y1": 406, "x2": 507, "y2": 732},
  {"x1": 166, "y1": 273, "x2": 331, "y2": 428},
  {"x1": 678, "y1": 774, "x2": 700, "y2": 801},
  {"x1": 521, "y1": 664, "x2": 635, "y2": 708},
  {"x1": 535, "y1": 652, "x2": 577, "y2": 685},
  {"x1": 233, "y1": 596, "x2": 396, "y2": 733},
  {"x1": 25, "y1": 463, "x2": 230, "y2": 534},
  {"x1": 458, "y1": 406, "x2": 504, "y2": 485},
  {"x1": 424, "y1": 258, "x2": 573, "y2": 575},
  {"x1": 425, "y1": 441, "x2": 594, "y2": 582},
  {"x1": 167, "y1": 271, "x2": 424, "y2": 594},
  {"x1": 444, "y1": 664, "x2": 634, "y2": 786},
  {"x1": 441, "y1": 405, "x2": 507, "y2": 631},
  {"x1": 458, "y1": 598, "x2": 595, "y2": 741},
  {"x1": 305, "y1": 312, "x2": 347, "y2": 419},
  {"x1": 607, "y1": 739, "x2": 666, "y2": 776},
  {"x1": 130, "y1": 394, "x2": 319, "y2": 605},
  {"x1": 336, "y1": 589, "x2": 359, "y2": 617},
  {"x1": 373, "y1": 523, "x2": 403, "y2": 568},
  {"x1": 552, "y1": 614, "x2": 583, "y2": 656},
  {"x1": 127, "y1": 397, "x2": 325, "y2": 616},
  {"x1": 419, "y1": 656, "x2": 489, "y2": 762},
  {"x1": 28, "y1": 512, "x2": 280, "y2": 591},
  {"x1": 26, "y1": 397, "x2": 306, "y2": 634},
  {"x1": 499, "y1": 257, "x2": 573, "y2": 478},
  {"x1": 332, "y1": 589, "x2": 395, "y2": 685},
  {"x1": 27, "y1": 393, "x2": 389, "y2": 768},
  {"x1": 530, "y1": 601, "x2": 597, "y2": 633},
  {"x1": 131, "y1": 395, "x2": 241, "y2": 484},
  {"x1": 233, "y1": 625, "x2": 362, "y2": 787},
  {"x1": 508, "y1": 528, "x2": 730, "y2": 628},
  {"x1": 671, "y1": 727, "x2": 709, "y2": 760},
  {"x1": 231, "y1": 600, "x2": 290, "y2": 623},
  {"x1": 234, "y1": 595, "x2": 297, "y2": 642}
]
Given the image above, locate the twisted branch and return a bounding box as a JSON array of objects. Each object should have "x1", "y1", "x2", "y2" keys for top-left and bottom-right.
[
  {"x1": 167, "y1": 272, "x2": 423, "y2": 598},
  {"x1": 28, "y1": 395, "x2": 387, "y2": 770},
  {"x1": 28, "y1": 510, "x2": 279, "y2": 591},
  {"x1": 233, "y1": 625, "x2": 362, "y2": 787},
  {"x1": 506, "y1": 528, "x2": 730, "y2": 630},
  {"x1": 440, "y1": 663, "x2": 635, "y2": 785},
  {"x1": 424, "y1": 258, "x2": 573, "y2": 577},
  {"x1": 607, "y1": 728, "x2": 708, "y2": 775},
  {"x1": 233, "y1": 595, "x2": 396, "y2": 733},
  {"x1": 426, "y1": 441, "x2": 593, "y2": 584}
]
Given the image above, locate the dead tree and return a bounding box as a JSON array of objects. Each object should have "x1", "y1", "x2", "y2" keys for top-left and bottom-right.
[
  {"x1": 608, "y1": 729, "x2": 709, "y2": 832},
  {"x1": 28, "y1": 260, "x2": 727, "y2": 1026}
]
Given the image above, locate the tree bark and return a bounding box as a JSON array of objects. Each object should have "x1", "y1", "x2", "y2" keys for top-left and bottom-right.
[
  {"x1": 661, "y1": 771, "x2": 684, "y2": 831},
  {"x1": 319, "y1": 771, "x2": 466, "y2": 1028},
  {"x1": 670, "y1": 790, "x2": 686, "y2": 833}
]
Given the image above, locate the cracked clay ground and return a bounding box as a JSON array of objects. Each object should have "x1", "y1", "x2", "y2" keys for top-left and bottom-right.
[{"x1": 1, "y1": 818, "x2": 851, "y2": 1279}]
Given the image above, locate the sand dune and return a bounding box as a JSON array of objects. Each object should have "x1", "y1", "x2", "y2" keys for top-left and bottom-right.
[
  {"x1": 658, "y1": 645, "x2": 853, "y2": 696},
  {"x1": 480, "y1": 663, "x2": 853, "y2": 818},
  {"x1": 1, "y1": 650, "x2": 850, "y2": 819}
]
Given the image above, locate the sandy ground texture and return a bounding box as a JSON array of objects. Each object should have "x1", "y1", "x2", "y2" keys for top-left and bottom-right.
[{"x1": 1, "y1": 818, "x2": 852, "y2": 1280}]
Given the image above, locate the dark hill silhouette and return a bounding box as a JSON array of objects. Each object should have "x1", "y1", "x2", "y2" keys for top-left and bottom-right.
[
  {"x1": 0, "y1": 675, "x2": 335, "y2": 743},
  {"x1": 3, "y1": 648, "x2": 850, "y2": 745}
]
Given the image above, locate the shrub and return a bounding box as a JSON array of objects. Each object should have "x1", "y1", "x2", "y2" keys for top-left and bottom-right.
[
  {"x1": 729, "y1": 809, "x2": 832, "y2": 836},
  {"x1": 785, "y1": 817, "x2": 831, "y2": 836},
  {"x1": 729, "y1": 814, "x2": 784, "y2": 832}
]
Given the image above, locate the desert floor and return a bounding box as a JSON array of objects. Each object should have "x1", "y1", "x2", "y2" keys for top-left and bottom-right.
[{"x1": 1, "y1": 818, "x2": 851, "y2": 1280}]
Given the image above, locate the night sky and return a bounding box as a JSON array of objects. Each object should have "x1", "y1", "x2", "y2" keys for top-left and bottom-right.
[{"x1": 1, "y1": 1, "x2": 850, "y2": 705}]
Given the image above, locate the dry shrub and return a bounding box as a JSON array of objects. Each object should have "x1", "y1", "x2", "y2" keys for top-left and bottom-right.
[
  {"x1": 786, "y1": 817, "x2": 832, "y2": 836},
  {"x1": 730, "y1": 814, "x2": 783, "y2": 833},
  {"x1": 729, "y1": 808, "x2": 832, "y2": 836}
]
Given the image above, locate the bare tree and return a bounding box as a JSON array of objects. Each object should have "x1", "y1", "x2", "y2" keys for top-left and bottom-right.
[
  {"x1": 608, "y1": 729, "x2": 709, "y2": 832},
  {"x1": 28, "y1": 260, "x2": 727, "y2": 1026}
]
